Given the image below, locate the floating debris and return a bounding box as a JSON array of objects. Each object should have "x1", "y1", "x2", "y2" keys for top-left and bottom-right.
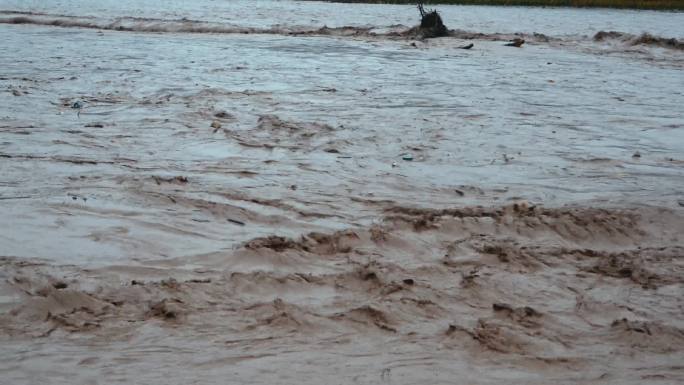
[
  {"x1": 214, "y1": 111, "x2": 234, "y2": 119},
  {"x1": 416, "y1": 3, "x2": 449, "y2": 39},
  {"x1": 505, "y1": 38, "x2": 525, "y2": 47},
  {"x1": 227, "y1": 218, "x2": 246, "y2": 226}
]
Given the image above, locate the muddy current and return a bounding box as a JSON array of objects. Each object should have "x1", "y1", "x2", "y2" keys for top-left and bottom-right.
[{"x1": 1, "y1": 1, "x2": 684, "y2": 384}]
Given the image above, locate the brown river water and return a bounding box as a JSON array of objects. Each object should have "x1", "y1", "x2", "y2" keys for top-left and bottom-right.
[{"x1": 1, "y1": 1, "x2": 683, "y2": 384}]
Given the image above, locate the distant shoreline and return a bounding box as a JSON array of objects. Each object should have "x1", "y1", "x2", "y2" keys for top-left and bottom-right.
[{"x1": 313, "y1": 0, "x2": 684, "y2": 11}]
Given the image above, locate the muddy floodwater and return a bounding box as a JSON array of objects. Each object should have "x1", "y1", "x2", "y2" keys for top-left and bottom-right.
[{"x1": 1, "y1": 1, "x2": 683, "y2": 384}]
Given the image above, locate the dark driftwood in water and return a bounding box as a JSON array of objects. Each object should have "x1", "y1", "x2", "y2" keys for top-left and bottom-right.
[
  {"x1": 505, "y1": 38, "x2": 525, "y2": 47},
  {"x1": 416, "y1": 3, "x2": 449, "y2": 38},
  {"x1": 459, "y1": 43, "x2": 474, "y2": 49}
]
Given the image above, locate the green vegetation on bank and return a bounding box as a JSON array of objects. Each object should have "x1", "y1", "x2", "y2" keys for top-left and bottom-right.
[{"x1": 322, "y1": 0, "x2": 684, "y2": 10}]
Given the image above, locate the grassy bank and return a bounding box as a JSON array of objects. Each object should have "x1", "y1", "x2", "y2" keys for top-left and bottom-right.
[{"x1": 321, "y1": 0, "x2": 684, "y2": 10}]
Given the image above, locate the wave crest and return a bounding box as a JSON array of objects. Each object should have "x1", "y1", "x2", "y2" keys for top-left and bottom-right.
[{"x1": 594, "y1": 30, "x2": 684, "y2": 50}]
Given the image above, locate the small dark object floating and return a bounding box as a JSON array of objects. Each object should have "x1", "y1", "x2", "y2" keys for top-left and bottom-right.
[
  {"x1": 459, "y1": 43, "x2": 474, "y2": 50},
  {"x1": 505, "y1": 38, "x2": 525, "y2": 47}
]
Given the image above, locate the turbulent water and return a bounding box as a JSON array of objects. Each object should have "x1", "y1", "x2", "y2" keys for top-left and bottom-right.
[{"x1": 1, "y1": 1, "x2": 683, "y2": 384}]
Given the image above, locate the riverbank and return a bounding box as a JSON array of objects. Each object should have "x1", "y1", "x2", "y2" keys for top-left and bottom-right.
[{"x1": 317, "y1": 0, "x2": 684, "y2": 11}]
